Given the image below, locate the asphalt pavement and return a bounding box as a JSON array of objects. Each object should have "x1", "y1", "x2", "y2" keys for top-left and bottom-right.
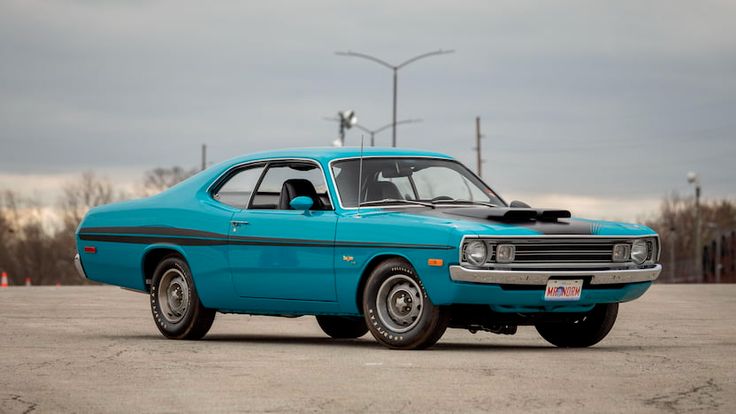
[{"x1": 1, "y1": 285, "x2": 734, "y2": 413}]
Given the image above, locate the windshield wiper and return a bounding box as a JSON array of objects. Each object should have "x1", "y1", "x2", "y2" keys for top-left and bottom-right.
[
  {"x1": 360, "y1": 199, "x2": 436, "y2": 209},
  {"x1": 430, "y1": 200, "x2": 498, "y2": 208}
]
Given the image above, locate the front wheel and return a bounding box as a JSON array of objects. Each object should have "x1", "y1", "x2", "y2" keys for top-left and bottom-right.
[
  {"x1": 150, "y1": 256, "x2": 216, "y2": 340},
  {"x1": 535, "y1": 303, "x2": 619, "y2": 348},
  {"x1": 362, "y1": 259, "x2": 448, "y2": 350}
]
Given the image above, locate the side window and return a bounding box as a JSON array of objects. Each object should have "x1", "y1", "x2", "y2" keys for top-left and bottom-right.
[
  {"x1": 250, "y1": 162, "x2": 332, "y2": 210},
  {"x1": 213, "y1": 165, "x2": 265, "y2": 208}
]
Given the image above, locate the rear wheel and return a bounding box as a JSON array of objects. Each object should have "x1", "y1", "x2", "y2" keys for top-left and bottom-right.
[
  {"x1": 150, "y1": 256, "x2": 216, "y2": 340},
  {"x1": 316, "y1": 316, "x2": 368, "y2": 339},
  {"x1": 362, "y1": 258, "x2": 448, "y2": 350},
  {"x1": 535, "y1": 303, "x2": 618, "y2": 348}
]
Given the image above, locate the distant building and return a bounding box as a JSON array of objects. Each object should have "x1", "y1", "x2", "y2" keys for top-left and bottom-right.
[{"x1": 703, "y1": 230, "x2": 736, "y2": 283}]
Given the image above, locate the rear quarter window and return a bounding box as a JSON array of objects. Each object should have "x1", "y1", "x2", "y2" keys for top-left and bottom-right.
[{"x1": 213, "y1": 165, "x2": 265, "y2": 208}]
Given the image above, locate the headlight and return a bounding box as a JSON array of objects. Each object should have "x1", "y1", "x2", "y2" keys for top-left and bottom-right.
[
  {"x1": 464, "y1": 240, "x2": 488, "y2": 266},
  {"x1": 631, "y1": 239, "x2": 650, "y2": 264}
]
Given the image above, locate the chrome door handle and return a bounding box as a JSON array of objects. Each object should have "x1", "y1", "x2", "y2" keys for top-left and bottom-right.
[{"x1": 231, "y1": 220, "x2": 249, "y2": 231}]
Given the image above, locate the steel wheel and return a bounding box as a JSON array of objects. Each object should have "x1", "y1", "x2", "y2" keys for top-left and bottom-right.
[
  {"x1": 157, "y1": 268, "x2": 191, "y2": 324},
  {"x1": 362, "y1": 258, "x2": 449, "y2": 350},
  {"x1": 376, "y1": 274, "x2": 424, "y2": 333},
  {"x1": 150, "y1": 256, "x2": 215, "y2": 340}
]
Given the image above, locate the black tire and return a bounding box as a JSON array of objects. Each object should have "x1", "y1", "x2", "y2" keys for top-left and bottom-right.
[
  {"x1": 150, "y1": 256, "x2": 216, "y2": 340},
  {"x1": 535, "y1": 303, "x2": 619, "y2": 348},
  {"x1": 316, "y1": 316, "x2": 369, "y2": 339},
  {"x1": 362, "y1": 258, "x2": 449, "y2": 350}
]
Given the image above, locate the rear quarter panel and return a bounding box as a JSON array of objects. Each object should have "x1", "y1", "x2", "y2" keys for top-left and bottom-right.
[{"x1": 76, "y1": 190, "x2": 240, "y2": 309}]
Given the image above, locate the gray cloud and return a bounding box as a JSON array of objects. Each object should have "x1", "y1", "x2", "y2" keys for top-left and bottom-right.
[{"x1": 1, "y1": 0, "x2": 734, "y2": 207}]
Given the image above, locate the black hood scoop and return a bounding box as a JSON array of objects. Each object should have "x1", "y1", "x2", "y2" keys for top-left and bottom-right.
[{"x1": 447, "y1": 207, "x2": 572, "y2": 223}]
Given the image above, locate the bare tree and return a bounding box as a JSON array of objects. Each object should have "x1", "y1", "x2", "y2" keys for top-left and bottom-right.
[
  {"x1": 1, "y1": 169, "x2": 202, "y2": 286},
  {"x1": 59, "y1": 172, "x2": 117, "y2": 232},
  {"x1": 0, "y1": 190, "x2": 58, "y2": 285},
  {"x1": 54, "y1": 173, "x2": 121, "y2": 285},
  {"x1": 141, "y1": 167, "x2": 197, "y2": 196},
  {"x1": 0, "y1": 193, "x2": 17, "y2": 281}
]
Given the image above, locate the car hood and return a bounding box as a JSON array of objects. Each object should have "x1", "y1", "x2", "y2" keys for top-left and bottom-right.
[{"x1": 355, "y1": 206, "x2": 656, "y2": 237}]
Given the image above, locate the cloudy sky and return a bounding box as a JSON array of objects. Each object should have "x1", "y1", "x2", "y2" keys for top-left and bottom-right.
[{"x1": 1, "y1": 0, "x2": 734, "y2": 221}]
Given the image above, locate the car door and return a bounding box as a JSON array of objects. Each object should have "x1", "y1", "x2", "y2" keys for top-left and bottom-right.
[{"x1": 227, "y1": 160, "x2": 337, "y2": 301}]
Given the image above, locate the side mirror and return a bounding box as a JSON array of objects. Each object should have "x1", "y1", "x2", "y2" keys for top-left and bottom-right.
[
  {"x1": 510, "y1": 200, "x2": 531, "y2": 208},
  {"x1": 289, "y1": 196, "x2": 314, "y2": 212}
]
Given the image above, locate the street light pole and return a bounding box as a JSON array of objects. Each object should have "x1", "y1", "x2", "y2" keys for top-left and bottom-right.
[
  {"x1": 354, "y1": 119, "x2": 422, "y2": 147},
  {"x1": 335, "y1": 50, "x2": 454, "y2": 147},
  {"x1": 688, "y1": 172, "x2": 702, "y2": 280},
  {"x1": 392, "y1": 69, "x2": 398, "y2": 147},
  {"x1": 475, "y1": 116, "x2": 483, "y2": 177},
  {"x1": 668, "y1": 219, "x2": 677, "y2": 282}
]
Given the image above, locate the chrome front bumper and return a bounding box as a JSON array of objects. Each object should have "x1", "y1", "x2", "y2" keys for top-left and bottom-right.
[
  {"x1": 449, "y1": 264, "x2": 662, "y2": 285},
  {"x1": 73, "y1": 253, "x2": 88, "y2": 280}
]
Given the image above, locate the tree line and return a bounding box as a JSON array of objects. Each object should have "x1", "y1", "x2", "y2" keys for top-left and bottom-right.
[
  {"x1": 0, "y1": 167, "x2": 196, "y2": 286},
  {"x1": 1, "y1": 168, "x2": 734, "y2": 285}
]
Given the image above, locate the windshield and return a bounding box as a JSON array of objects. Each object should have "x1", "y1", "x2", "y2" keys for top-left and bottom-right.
[{"x1": 331, "y1": 157, "x2": 505, "y2": 208}]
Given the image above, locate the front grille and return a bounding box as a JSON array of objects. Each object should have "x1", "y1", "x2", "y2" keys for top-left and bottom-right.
[
  {"x1": 513, "y1": 242, "x2": 615, "y2": 263},
  {"x1": 460, "y1": 237, "x2": 640, "y2": 268}
]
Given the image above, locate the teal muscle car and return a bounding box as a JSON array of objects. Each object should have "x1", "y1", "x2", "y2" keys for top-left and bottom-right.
[{"x1": 74, "y1": 147, "x2": 661, "y2": 349}]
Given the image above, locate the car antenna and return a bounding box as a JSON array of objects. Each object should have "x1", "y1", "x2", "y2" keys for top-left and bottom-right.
[{"x1": 357, "y1": 135, "x2": 364, "y2": 217}]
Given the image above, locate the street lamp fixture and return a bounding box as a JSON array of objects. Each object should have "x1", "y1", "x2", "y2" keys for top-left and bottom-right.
[
  {"x1": 329, "y1": 110, "x2": 357, "y2": 147},
  {"x1": 354, "y1": 119, "x2": 422, "y2": 147},
  {"x1": 335, "y1": 49, "x2": 454, "y2": 147}
]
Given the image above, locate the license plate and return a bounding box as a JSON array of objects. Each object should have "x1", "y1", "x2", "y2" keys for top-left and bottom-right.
[{"x1": 544, "y1": 279, "x2": 583, "y2": 301}]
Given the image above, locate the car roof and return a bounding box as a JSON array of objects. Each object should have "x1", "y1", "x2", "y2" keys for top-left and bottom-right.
[{"x1": 222, "y1": 147, "x2": 454, "y2": 166}]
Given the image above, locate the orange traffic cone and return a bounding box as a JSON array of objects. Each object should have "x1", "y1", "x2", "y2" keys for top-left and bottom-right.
[
  {"x1": 24, "y1": 277, "x2": 32, "y2": 287},
  {"x1": 1, "y1": 272, "x2": 8, "y2": 288}
]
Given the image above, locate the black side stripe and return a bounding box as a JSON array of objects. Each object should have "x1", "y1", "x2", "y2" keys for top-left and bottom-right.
[
  {"x1": 79, "y1": 226, "x2": 223, "y2": 239},
  {"x1": 78, "y1": 228, "x2": 455, "y2": 250}
]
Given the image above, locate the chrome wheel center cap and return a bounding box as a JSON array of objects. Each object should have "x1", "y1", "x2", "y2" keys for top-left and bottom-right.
[
  {"x1": 394, "y1": 293, "x2": 412, "y2": 314},
  {"x1": 170, "y1": 287, "x2": 182, "y2": 305}
]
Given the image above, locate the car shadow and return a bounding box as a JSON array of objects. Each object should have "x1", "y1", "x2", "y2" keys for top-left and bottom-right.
[
  {"x1": 203, "y1": 335, "x2": 562, "y2": 351},
  {"x1": 204, "y1": 334, "x2": 378, "y2": 348},
  {"x1": 104, "y1": 333, "x2": 676, "y2": 352}
]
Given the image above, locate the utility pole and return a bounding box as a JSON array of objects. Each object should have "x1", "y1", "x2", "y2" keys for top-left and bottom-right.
[
  {"x1": 201, "y1": 144, "x2": 207, "y2": 171},
  {"x1": 475, "y1": 116, "x2": 483, "y2": 177}
]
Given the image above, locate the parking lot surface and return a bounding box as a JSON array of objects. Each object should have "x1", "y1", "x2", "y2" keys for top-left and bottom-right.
[{"x1": 1, "y1": 285, "x2": 734, "y2": 413}]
